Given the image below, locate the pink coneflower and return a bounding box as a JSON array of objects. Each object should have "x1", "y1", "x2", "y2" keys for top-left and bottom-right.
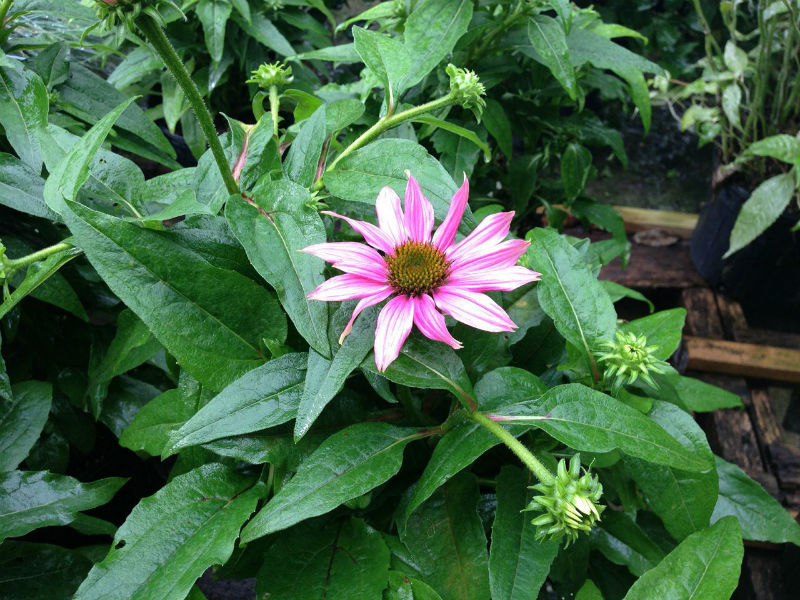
[{"x1": 302, "y1": 174, "x2": 541, "y2": 371}]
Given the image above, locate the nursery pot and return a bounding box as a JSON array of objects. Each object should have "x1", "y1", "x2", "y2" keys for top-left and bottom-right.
[{"x1": 690, "y1": 182, "x2": 800, "y2": 312}]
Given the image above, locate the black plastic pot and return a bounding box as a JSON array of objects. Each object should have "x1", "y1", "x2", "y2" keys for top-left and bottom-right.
[{"x1": 690, "y1": 182, "x2": 800, "y2": 314}]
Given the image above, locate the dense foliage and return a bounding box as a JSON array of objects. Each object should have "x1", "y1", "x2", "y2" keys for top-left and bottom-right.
[{"x1": 1, "y1": 1, "x2": 799, "y2": 599}]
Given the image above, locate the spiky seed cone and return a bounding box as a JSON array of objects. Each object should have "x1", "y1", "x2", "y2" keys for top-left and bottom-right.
[{"x1": 595, "y1": 330, "x2": 668, "y2": 391}]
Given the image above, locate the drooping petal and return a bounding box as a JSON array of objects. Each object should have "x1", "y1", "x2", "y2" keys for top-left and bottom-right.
[
  {"x1": 321, "y1": 211, "x2": 395, "y2": 254},
  {"x1": 412, "y1": 294, "x2": 462, "y2": 349},
  {"x1": 432, "y1": 174, "x2": 469, "y2": 250},
  {"x1": 338, "y1": 287, "x2": 394, "y2": 345},
  {"x1": 450, "y1": 239, "x2": 531, "y2": 272},
  {"x1": 446, "y1": 265, "x2": 541, "y2": 292},
  {"x1": 375, "y1": 186, "x2": 408, "y2": 246},
  {"x1": 308, "y1": 273, "x2": 390, "y2": 301},
  {"x1": 433, "y1": 286, "x2": 516, "y2": 332},
  {"x1": 374, "y1": 294, "x2": 415, "y2": 371},
  {"x1": 446, "y1": 211, "x2": 514, "y2": 262},
  {"x1": 404, "y1": 173, "x2": 435, "y2": 243},
  {"x1": 301, "y1": 241, "x2": 381, "y2": 265}
]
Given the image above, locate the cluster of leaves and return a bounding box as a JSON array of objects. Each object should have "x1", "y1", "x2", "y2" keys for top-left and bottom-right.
[{"x1": 1, "y1": 1, "x2": 799, "y2": 599}]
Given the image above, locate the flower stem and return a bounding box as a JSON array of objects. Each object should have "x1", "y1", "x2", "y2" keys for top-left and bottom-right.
[
  {"x1": 0, "y1": 0, "x2": 14, "y2": 25},
  {"x1": 135, "y1": 14, "x2": 239, "y2": 196},
  {"x1": 269, "y1": 85, "x2": 280, "y2": 139},
  {"x1": 470, "y1": 412, "x2": 555, "y2": 485},
  {"x1": 325, "y1": 93, "x2": 456, "y2": 173},
  {"x1": 2, "y1": 241, "x2": 74, "y2": 275}
]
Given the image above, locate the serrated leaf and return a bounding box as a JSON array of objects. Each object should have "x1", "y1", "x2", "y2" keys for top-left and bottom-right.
[
  {"x1": 61, "y1": 200, "x2": 286, "y2": 391},
  {"x1": 165, "y1": 353, "x2": 306, "y2": 454},
  {"x1": 241, "y1": 423, "x2": 420, "y2": 540},
  {"x1": 0, "y1": 381, "x2": 52, "y2": 472},
  {"x1": 0, "y1": 471, "x2": 126, "y2": 542},
  {"x1": 622, "y1": 517, "x2": 743, "y2": 600},
  {"x1": 74, "y1": 464, "x2": 261, "y2": 600}
]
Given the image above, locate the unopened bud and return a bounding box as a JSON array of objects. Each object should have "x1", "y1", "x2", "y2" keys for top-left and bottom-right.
[
  {"x1": 595, "y1": 330, "x2": 668, "y2": 391},
  {"x1": 446, "y1": 64, "x2": 486, "y2": 114},
  {"x1": 247, "y1": 62, "x2": 293, "y2": 90}
]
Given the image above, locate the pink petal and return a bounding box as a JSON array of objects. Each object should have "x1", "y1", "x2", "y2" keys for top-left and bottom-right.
[
  {"x1": 432, "y1": 174, "x2": 469, "y2": 250},
  {"x1": 321, "y1": 211, "x2": 395, "y2": 254},
  {"x1": 375, "y1": 186, "x2": 408, "y2": 247},
  {"x1": 374, "y1": 294, "x2": 415, "y2": 372},
  {"x1": 301, "y1": 241, "x2": 389, "y2": 282},
  {"x1": 404, "y1": 173, "x2": 435, "y2": 243},
  {"x1": 446, "y1": 265, "x2": 541, "y2": 292},
  {"x1": 451, "y1": 239, "x2": 531, "y2": 272},
  {"x1": 433, "y1": 286, "x2": 516, "y2": 332},
  {"x1": 338, "y1": 287, "x2": 394, "y2": 345},
  {"x1": 412, "y1": 294, "x2": 462, "y2": 349},
  {"x1": 447, "y1": 212, "x2": 514, "y2": 263},
  {"x1": 308, "y1": 273, "x2": 390, "y2": 301}
]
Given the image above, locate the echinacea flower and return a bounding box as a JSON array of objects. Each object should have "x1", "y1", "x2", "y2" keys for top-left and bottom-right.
[{"x1": 302, "y1": 174, "x2": 541, "y2": 371}]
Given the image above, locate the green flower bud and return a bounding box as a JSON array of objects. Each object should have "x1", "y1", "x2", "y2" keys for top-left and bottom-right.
[
  {"x1": 526, "y1": 454, "x2": 604, "y2": 546},
  {"x1": 264, "y1": 0, "x2": 285, "y2": 11},
  {"x1": 595, "y1": 330, "x2": 668, "y2": 391},
  {"x1": 247, "y1": 62, "x2": 293, "y2": 90},
  {"x1": 91, "y1": 0, "x2": 179, "y2": 31},
  {"x1": 446, "y1": 63, "x2": 486, "y2": 114}
]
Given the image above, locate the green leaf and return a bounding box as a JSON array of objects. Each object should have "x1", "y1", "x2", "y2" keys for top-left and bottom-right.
[
  {"x1": 0, "y1": 65, "x2": 48, "y2": 172},
  {"x1": 400, "y1": 473, "x2": 490, "y2": 600},
  {"x1": 527, "y1": 15, "x2": 578, "y2": 100},
  {"x1": 43, "y1": 97, "x2": 137, "y2": 216},
  {"x1": 353, "y1": 26, "x2": 412, "y2": 103},
  {"x1": 0, "y1": 153, "x2": 55, "y2": 219},
  {"x1": 32, "y1": 42, "x2": 71, "y2": 90},
  {"x1": 723, "y1": 41, "x2": 748, "y2": 76},
  {"x1": 482, "y1": 98, "x2": 513, "y2": 159},
  {"x1": 0, "y1": 542, "x2": 93, "y2": 600},
  {"x1": 620, "y1": 308, "x2": 686, "y2": 360},
  {"x1": 499, "y1": 384, "x2": 712, "y2": 472},
  {"x1": 420, "y1": 116, "x2": 491, "y2": 162},
  {"x1": 165, "y1": 353, "x2": 306, "y2": 455},
  {"x1": 324, "y1": 98, "x2": 365, "y2": 136},
  {"x1": 225, "y1": 182, "x2": 330, "y2": 357},
  {"x1": 233, "y1": 12, "x2": 295, "y2": 56},
  {"x1": 229, "y1": 0, "x2": 250, "y2": 22},
  {"x1": 0, "y1": 471, "x2": 126, "y2": 542},
  {"x1": 670, "y1": 375, "x2": 743, "y2": 412},
  {"x1": 712, "y1": 456, "x2": 800, "y2": 545},
  {"x1": 601, "y1": 281, "x2": 654, "y2": 312},
  {"x1": 61, "y1": 200, "x2": 286, "y2": 391},
  {"x1": 622, "y1": 517, "x2": 743, "y2": 600},
  {"x1": 295, "y1": 305, "x2": 378, "y2": 439},
  {"x1": 475, "y1": 367, "x2": 547, "y2": 408},
  {"x1": 108, "y1": 47, "x2": 162, "y2": 90},
  {"x1": 575, "y1": 580, "x2": 603, "y2": 600},
  {"x1": 526, "y1": 228, "x2": 616, "y2": 374},
  {"x1": 561, "y1": 142, "x2": 592, "y2": 200},
  {"x1": 431, "y1": 128, "x2": 482, "y2": 181},
  {"x1": 590, "y1": 511, "x2": 665, "y2": 577},
  {"x1": 74, "y1": 464, "x2": 261, "y2": 600},
  {"x1": 119, "y1": 389, "x2": 193, "y2": 456},
  {"x1": 725, "y1": 172, "x2": 795, "y2": 258},
  {"x1": 325, "y1": 139, "x2": 475, "y2": 230},
  {"x1": 745, "y1": 134, "x2": 800, "y2": 165},
  {"x1": 364, "y1": 336, "x2": 475, "y2": 409},
  {"x1": 490, "y1": 467, "x2": 558, "y2": 600},
  {"x1": 293, "y1": 44, "x2": 361, "y2": 64},
  {"x1": 241, "y1": 423, "x2": 419, "y2": 541},
  {"x1": 0, "y1": 381, "x2": 52, "y2": 472},
  {"x1": 256, "y1": 517, "x2": 390, "y2": 600},
  {"x1": 624, "y1": 401, "x2": 718, "y2": 540},
  {"x1": 721, "y1": 83, "x2": 741, "y2": 130},
  {"x1": 386, "y1": 571, "x2": 444, "y2": 600},
  {"x1": 196, "y1": 0, "x2": 232, "y2": 63},
  {"x1": 284, "y1": 105, "x2": 327, "y2": 188},
  {"x1": 401, "y1": 0, "x2": 473, "y2": 90}
]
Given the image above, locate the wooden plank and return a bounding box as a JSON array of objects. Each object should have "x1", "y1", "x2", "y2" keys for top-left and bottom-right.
[
  {"x1": 749, "y1": 388, "x2": 782, "y2": 447},
  {"x1": 769, "y1": 443, "x2": 800, "y2": 488},
  {"x1": 682, "y1": 288, "x2": 725, "y2": 338},
  {"x1": 612, "y1": 205, "x2": 698, "y2": 238},
  {"x1": 716, "y1": 295, "x2": 748, "y2": 342},
  {"x1": 685, "y1": 337, "x2": 800, "y2": 383},
  {"x1": 600, "y1": 241, "x2": 705, "y2": 289}
]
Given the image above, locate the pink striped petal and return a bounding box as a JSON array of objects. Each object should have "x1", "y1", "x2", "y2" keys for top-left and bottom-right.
[
  {"x1": 450, "y1": 239, "x2": 531, "y2": 272},
  {"x1": 374, "y1": 295, "x2": 415, "y2": 371},
  {"x1": 433, "y1": 286, "x2": 516, "y2": 332},
  {"x1": 432, "y1": 174, "x2": 469, "y2": 250},
  {"x1": 375, "y1": 186, "x2": 408, "y2": 246},
  {"x1": 301, "y1": 241, "x2": 382, "y2": 265},
  {"x1": 338, "y1": 287, "x2": 394, "y2": 345},
  {"x1": 412, "y1": 294, "x2": 462, "y2": 349},
  {"x1": 308, "y1": 273, "x2": 390, "y2": 301},
  {"x1": 404, "y1": 173, "x2": 434, "y2": 243},
  {"x1": 447, "y1": 212, "x2": 514, "y2": 263},
  {"x1": 321, "y1": 211, "x2": 395, "y2": 254},
  {"x1": 446, "y1": 266, "x2": 541, "y2": 292}
]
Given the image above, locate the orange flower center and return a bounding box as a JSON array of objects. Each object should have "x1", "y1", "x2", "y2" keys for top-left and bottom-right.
[{"x1": 385, "y1": 241, "x2": 450, "y2": 296}]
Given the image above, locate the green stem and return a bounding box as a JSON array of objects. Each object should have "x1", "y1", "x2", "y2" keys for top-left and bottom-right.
[
  {"x1": 0, "y1": 0, "x2": 14, "y2": 25},
  {"x1": 470, "y1": 412, "x2": 555, "y2": 485},
  {"x1": 325, "y1": 94, "x2": 456, "y2": 173},
  {"x1": 3, "y1": 241, "x2": 73, "y2": 274},
  {"x1": 269, "y1": 85, "x2": 280, "y2": 139},
  {"x1": 135, "y1": 14, "x2": 239, "y2": 195}
]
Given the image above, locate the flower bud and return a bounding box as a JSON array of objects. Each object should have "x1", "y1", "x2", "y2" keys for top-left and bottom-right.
[
  {"x1": 247, "y1": 62, "x2": 293, "y2": 90},
  {"x1": 595, "y1": 330, "x2": 668, "y2": 391},
  {"x1": 446, "y1": 64, "x2": 486, "y2": 114},
  {"x1": 526, "y1": 454, "x2": 604, "y2": 546},
  {"x1": 92, "y1": 0, "x2": 177, "y2": 30}
]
